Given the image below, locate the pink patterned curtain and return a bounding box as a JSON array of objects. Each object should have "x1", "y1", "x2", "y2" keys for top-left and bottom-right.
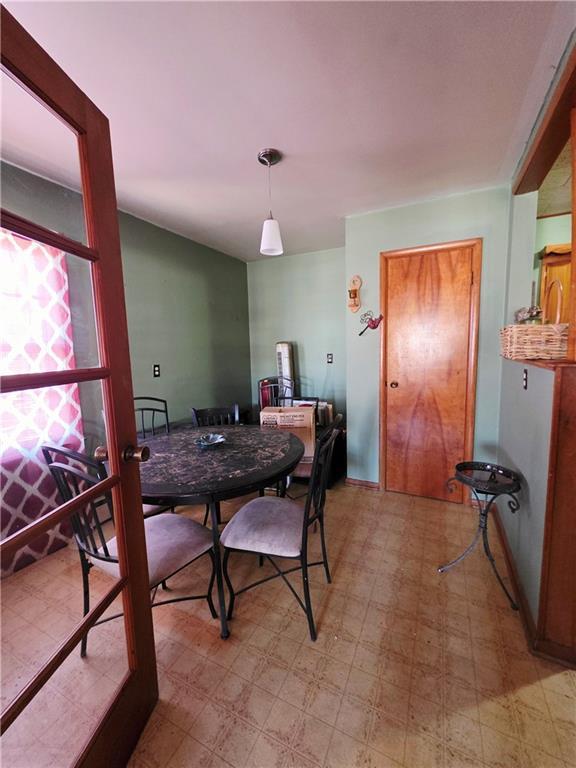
[{"x1": 1, "y1": 228, "x2": 85, "y2": 575}]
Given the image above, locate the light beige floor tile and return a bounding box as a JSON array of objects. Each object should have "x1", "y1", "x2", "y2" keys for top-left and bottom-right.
[
  {"x1": 324, "y1": 729, "x2": 403, "y2": 768},
  {"x1": 263, "y1": 698, "x2": 333, "y2": 766}
]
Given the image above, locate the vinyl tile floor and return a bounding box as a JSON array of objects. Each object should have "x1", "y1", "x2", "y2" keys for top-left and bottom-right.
[{"x1": 1, "y1": 483, "x2": 575, "y2": 768}]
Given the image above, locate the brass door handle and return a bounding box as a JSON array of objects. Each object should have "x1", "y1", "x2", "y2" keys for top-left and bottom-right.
[
  {"x1": 390, "y1": 381, "x2": 399, "y2": 389},
  {"x1": 123, "y1": 445, "x2": 150, "y2": 463},
  {"x1": 94, "y1": 446, "x2": 108, "y2": 461}
]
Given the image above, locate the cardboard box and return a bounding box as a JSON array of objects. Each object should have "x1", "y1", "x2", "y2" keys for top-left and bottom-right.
[{"x1": 260, "y1": 406, "x2": 315, "y2": 462}]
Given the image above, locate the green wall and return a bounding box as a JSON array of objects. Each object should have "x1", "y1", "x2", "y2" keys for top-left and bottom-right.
[
  {"x1": 1, "y1": 162, "x2": 252, "y2": 425},
  {"x1": 247, "y1": 248, "x2": 346, "y2": 415},
  {"x1": 120, "y1": 213, "x2": 251, "y2": 421},
  {"x1": 345, "y1": 187, "x2": 511, "y2": 483},
  {"x1": 535, "y1": 213, "x2": 572, "y2": 252}
]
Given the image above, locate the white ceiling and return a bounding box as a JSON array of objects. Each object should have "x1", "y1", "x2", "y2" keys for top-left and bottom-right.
[{"x1": 2, "y1": 2, "x2": 575, "y2": 261}]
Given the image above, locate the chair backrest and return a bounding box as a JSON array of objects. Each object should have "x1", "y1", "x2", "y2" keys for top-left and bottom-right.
[
  {"x1": 190, "y1": 404, "x2": 240, "y2": 428},
  {"x1": 42, "y1": 443, "x2": 110, "y2": 520},
  {"x1": 302, "y1": 414, "x2": 343, "y2": 537},
  {"x1": 258, "y1": 376, "x2": 295, "y2": 409},
  {"x1": 134, "y1": 397, "x2": 170, "y2": 437},
  {"x1": 46, "y1": 461, "x2": 117, "y2": 565}
]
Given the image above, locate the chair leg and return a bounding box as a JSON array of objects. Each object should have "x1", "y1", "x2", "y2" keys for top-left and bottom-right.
[
  {"x1": 202, "y1": 504, "x2": 210, "y2": 526},
  {"x1": 258, "y1": 555, "x2": 264, "y2": 568},
  {"x1": 319, "y1": 515, "x2": 332, "y2": 584},
  {"x1": 206, "y1": 551, "x2": 218, "y2": 619},
  {"x1": 222, "y1": 548, "x2": 235, "y2": 620},
  {"x1": 80, "y1": 555, "x2": 91, "y2": 657},
  {"x1": 301, "y1": 555, "x2": 317, "y2": 641},
  {"x1": 160, "y1": 580, "x2": 169, "y2": 591}
]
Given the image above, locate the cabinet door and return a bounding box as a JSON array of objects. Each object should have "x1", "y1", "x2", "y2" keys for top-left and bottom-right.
[{"x1": 540, "y1": 252, "x2": 571, "y2": 323}]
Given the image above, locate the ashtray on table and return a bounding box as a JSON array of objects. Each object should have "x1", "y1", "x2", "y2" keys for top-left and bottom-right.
[{"x1": 195, "y1": 433, "x2": 226, "y2": 450}]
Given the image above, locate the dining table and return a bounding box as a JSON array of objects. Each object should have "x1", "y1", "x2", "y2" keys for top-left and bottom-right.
[{"x1": 138, "y1": 423, "x2": 305, "y2": 638}]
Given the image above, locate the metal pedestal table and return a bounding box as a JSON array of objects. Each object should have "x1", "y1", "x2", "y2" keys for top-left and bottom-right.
[{"x1": 438, "y1": 461, "x2": 521, "y2": 610}]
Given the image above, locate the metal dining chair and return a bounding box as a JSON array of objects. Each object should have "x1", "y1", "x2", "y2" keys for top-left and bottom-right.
[
  {"x1": 134, "y1": 396, "x2": 170, "y2": 437},
  {"x1": 221, "y1": 415, "x2": 343, "y2": 641},
  {"x1": 190, "y1": 404, "x2": 240, "y2": 526},
  {"x1": 46, "y1": 461, "x2": 218, "y2": 656},
  {"x1": 190, "y1": 404, "x2": 240, "y2": 428},
  {"x1": 42, "y1": 443, "x2": 174, "y2": 518}
]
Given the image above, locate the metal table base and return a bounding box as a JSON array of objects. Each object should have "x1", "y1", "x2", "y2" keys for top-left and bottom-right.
[{"x1": 438, "y1": 463, "x2": 521, "y2": 610}]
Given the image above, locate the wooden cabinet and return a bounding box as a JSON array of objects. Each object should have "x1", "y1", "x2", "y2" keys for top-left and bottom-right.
[{"x1": 539, "y1": 243, "x2": 572, "y2": 324}]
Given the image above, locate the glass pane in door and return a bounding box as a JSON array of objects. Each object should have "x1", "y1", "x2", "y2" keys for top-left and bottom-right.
[{"x1": 1, "y1": 70, "x2": 86, "y2": 244}]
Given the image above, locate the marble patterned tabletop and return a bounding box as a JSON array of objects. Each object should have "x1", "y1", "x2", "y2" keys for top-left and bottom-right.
[{"x1": 139, "y1": 424, "x2": 305, "y2": 504}]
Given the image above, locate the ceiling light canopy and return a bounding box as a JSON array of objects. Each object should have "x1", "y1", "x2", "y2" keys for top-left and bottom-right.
[{"x1": 258, "y1": 148, "x2": 283, "y2": 257}]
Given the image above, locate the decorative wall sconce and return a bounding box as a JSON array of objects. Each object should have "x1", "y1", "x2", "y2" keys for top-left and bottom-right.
[{"x1": 348, "y1": 275, "x2": 362, "y2": 312}]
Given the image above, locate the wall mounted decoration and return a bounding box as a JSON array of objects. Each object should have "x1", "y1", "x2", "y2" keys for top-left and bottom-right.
[
  {"x1": 359, "y1": 310, "x2": 383, "y2": 336},
  {"x1": 348, "y1": 275, "x2": 362, "y2": 312}
]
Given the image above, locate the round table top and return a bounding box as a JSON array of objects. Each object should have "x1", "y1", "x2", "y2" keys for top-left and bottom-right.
[
  {"x1": 454, "y1": 461, "x2": 521, "y2": 495},
  {"x1": 139, "y1": 424, "x2": 305, "y2": 504}
]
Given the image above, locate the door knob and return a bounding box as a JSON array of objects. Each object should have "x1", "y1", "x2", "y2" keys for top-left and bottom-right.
[
  {"x1": 390, "y1": 381, "x2": 399, "y2": 389},
  {"x1": 94, "y1": 446, "x2": 108, "y2": 461},
  {"x1": 123, "y1": 445, "x2": 150, "y2": 463}
]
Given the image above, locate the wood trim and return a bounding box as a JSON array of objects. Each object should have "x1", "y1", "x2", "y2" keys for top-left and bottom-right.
[
  {"x1": 1, "y1": 577, "x2": 127, "y2": 732},
  {"x1": 0, "y1": 209, "x2": 98, "y2": 261},
  {"x1": 569, "y1": 108, "x2": 576, "y2": 359},
  {"x1": 537, "y1": 366, "x2": 576, "y2": 656},
  {"x1": 538, "y1": 243, "x2": 572, "y2": 259},
  {"x1": 379, "y1": 238, "x2": 482, "y2": 497},
  {"x1": 536, "y1": 211, "x2": 572, "y2": 220},
  {"x1": 465, "y1": 242, "x2": 482, "y2": 467},
  {"x1": 513, "y1": 45, "x2": 576, "y2": 194},
  {"x1": 0, "y1": 367, "x2": 110, "y2": 394},
  {"x1": 0, "y1": 475, "x2": 118, "y2": 565},
  {"x1": 492, "y1": 503, "x2": 537, "y2": 647},
  {"x1": 378, "y1": 238, "x2": 482, "y2": 260},
  {"x1": 345, "y1": 478, "x2": 381, "y2": 491}
]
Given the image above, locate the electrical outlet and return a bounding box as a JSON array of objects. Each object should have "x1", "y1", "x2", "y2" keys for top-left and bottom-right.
[
  {"x1": 153, "y1": 364, "x2": 160, "y2": 378},
  {"x1": 327, "y1": 353, "x2": 333, "y2": 364}
]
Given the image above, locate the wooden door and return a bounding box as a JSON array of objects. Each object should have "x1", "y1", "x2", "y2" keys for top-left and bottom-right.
[
  {"x1": 0, "y1": 8, "x2": 157, "y2": 766},
  {"x1": 380, "y1": 240, "x2": 481, "y2": 502}
]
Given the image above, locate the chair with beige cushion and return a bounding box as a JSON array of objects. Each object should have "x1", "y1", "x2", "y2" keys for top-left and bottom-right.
[
  {"x1": 46, "y1": 461, "x2": 217, "y2": 656},
  {"x1": 221, "y1": 415, "x2": 343, "y2": 641}
]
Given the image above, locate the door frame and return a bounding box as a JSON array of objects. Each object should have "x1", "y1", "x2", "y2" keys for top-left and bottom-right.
[
  {"x1": 379, "y1": 238, "x2": 482, "y2": 498},
  {"x1": 1, "y1": 8, "x2": 157, "y2": 765}
]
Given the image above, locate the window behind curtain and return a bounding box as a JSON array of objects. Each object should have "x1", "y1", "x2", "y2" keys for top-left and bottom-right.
[{"x1": 1, "y1": 228, "x2": 85, "y2": 575}]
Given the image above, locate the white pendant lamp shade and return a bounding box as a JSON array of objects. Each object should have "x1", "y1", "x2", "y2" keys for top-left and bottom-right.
[{"x1": 260, "y1": 216, "x2": 283, "y2": 256}]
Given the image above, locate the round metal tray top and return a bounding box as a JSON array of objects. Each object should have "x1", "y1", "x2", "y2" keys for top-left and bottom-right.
[
  {"x1": 454, "y1": 461, "x2": 521, "y2": 495},
  {"x1": 139, "y1": 424, "x2": 304, "y2": 504}
]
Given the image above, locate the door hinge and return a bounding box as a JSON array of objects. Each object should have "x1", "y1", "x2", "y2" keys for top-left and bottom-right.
[{"x1": 471, "y1": 271, "x2": 474, "y2": 286}]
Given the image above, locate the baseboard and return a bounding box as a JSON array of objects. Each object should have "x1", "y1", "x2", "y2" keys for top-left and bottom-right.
[
  {"x1": 492, "y1": 504, "x2": 537, "y2": 647},
  {"x1": 345, "y1": 478, "x2": 381, "y2": 491}
]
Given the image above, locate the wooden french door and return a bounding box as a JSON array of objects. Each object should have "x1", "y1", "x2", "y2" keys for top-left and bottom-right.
[
  {"x1": 1, "y1": 8, "x2": 157, "y2": 766},
  {"x1": 380, "y1": 239, "x2": 481, "y2": 502}
]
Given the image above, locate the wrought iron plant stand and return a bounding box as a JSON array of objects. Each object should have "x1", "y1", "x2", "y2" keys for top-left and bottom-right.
[{"x1": 438, "y1": 461, "x2": 521, "y2": 610}]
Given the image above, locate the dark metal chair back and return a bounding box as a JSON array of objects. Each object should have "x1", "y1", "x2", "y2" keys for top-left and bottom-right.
[
  {"x1": 301, "y1": 414, "x2": 343, "y2": 545},
  {"x1": 190, "y1": 404, "x2": 240, "y2": 428},
  {"x1": 42, "y1": 443, "x2": 110, "y2": 519},
  {"x1": 46, "y1": 461, "x2": 117, "y2": 566},
  {"x1": 258, "y1": 376, "x2": 295, "y2": 408},
  {"x1": 134, "y1": 397, "x2": 170, "y2": 437}
]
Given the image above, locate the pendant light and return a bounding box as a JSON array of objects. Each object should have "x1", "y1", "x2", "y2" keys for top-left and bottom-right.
[{"x1": 258, "y1": 148, "x2": 283, "y2": 256}]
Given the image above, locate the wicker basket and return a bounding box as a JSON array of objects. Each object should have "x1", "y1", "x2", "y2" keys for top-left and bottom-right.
[
  {"x1": 499, "y1": 323, "x2": 568, "y2": 360},
  {"x1": 501, "y1": 278, "x2": 569, "y2": 360}
]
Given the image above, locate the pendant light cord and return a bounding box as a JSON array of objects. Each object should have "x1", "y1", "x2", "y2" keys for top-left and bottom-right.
[{"x1": 267, "y1": 162, "x2": 273, "y2": 219}]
